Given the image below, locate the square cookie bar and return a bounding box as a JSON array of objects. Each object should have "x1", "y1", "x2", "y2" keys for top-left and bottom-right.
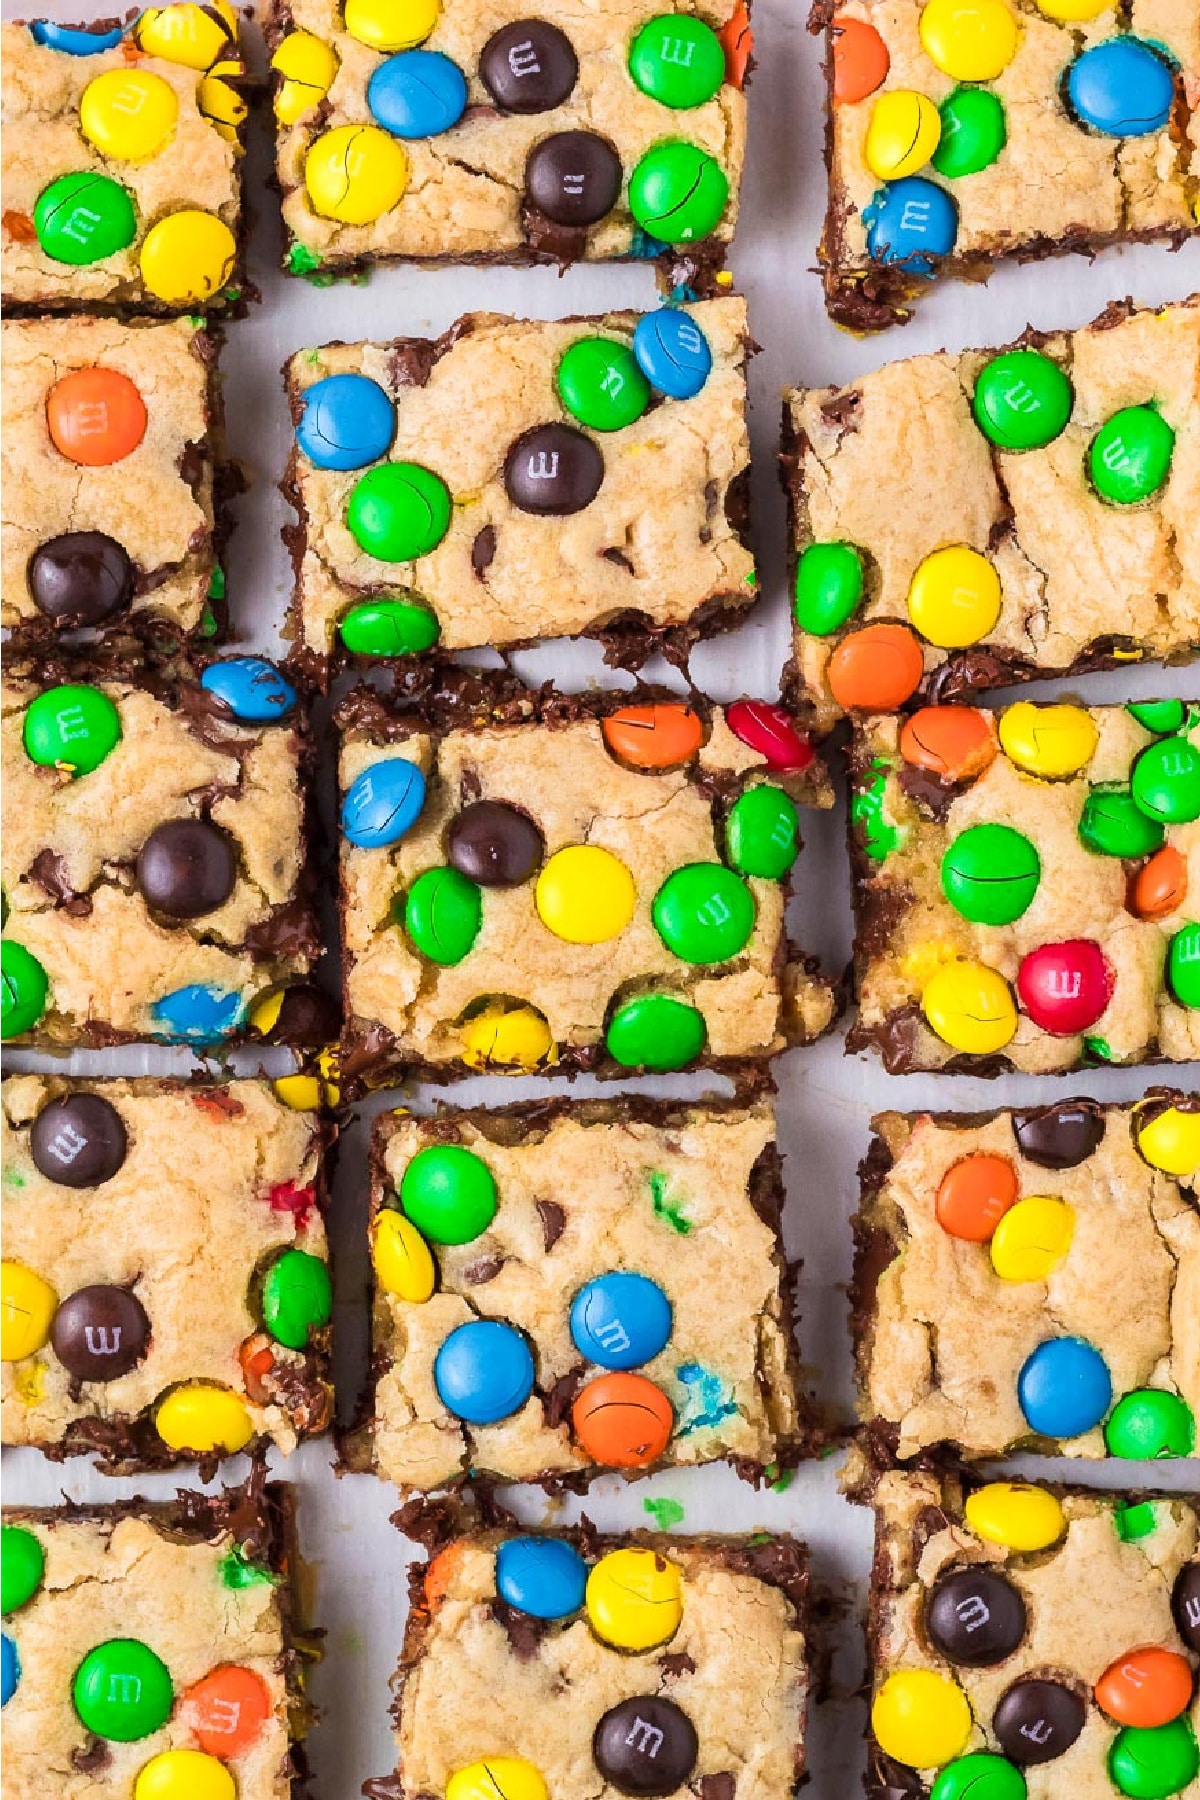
[
  {"x1": 336, "y1": 678, "x2": 834, "y2": 1088},
  {"x1": 0, "y1": 655, "x2": 319, "y2": 1049},
  {"x1": 346, "y1": 1094, "x2": 809, "y2": 1492},
  {"x1": 2, "y1": 9, "x2": 246, "y2": 314},
  {"x1": 267, "y1": 0, "x2": 750, "y2": 287},
  {"x1": 374, "y1": 1507, "x2": 808, "y2": 1800},
  {"x1": 854, "y1": 1096, "x2": 1200, "y2": 1464},
  {"x1": 2, "y1": 1076, "x2": 332, "y2": 1471},
  {"x1": 3, "y1": 316, "x2": 227, "y2": 647},
  {"x1": 2, "y1": 1479, "x2": 312, "y2": 1798},
  {"x1": 283, "y1": 298, "x2": 754, "y2": 678},
  {"x1": 816, "y1": 1, "x2": 1198, "y2": 329},
  {"x1": 863, "y1": 1471, "x2": 1200, "y2": 1800},
  {"x1": 847, "y1": 699, "x2": 1200, "y2": 1075},
  {"x1": 784, "y1": 295, "x2": 1200, "y2": 734}
]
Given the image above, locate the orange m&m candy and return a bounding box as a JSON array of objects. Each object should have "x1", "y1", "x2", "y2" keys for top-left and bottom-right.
[
  {"x1": 828, "y1": 622, "x2": 924, "y2": 713},
  {"x1": 572, "y1": 1372, "x2": 673, "y2": 1468},
  {"x1": 424, "y1": 1540, "x2": 470, "y2": 1611},
  {"x1": 1095, "y1": 1647, "x2": 1195, "y2": 1728},
  {"x1": 718, "y1": 0, "x2": 753, "y2": 89},
  {"x1": 182, "y1": 1664, "x2": 272, "y2": 1757},
  {"x1": 899, "y1": 706, "x2": 998, "y2": 784},
  {"x1": 602, "y1": 703, "x2": 704, "y2": 770},
  {"x1": 46, "y1": 367, "x2": 148, "y2": 466},
  {"x1": 831, "y1": 16, "x2": 890, "y2": 103},
  {"x1": 1128, "y1": 845, "x2": 1188, "y2": 921},
  {"x1": 935, "y1": 1152, "x2": 1019, "y2": 1241}
]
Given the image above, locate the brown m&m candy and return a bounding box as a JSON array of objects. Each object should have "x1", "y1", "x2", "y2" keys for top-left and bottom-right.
[
  {"x1": 1012, "y1": 1101, "x2": 1105, "y2": 1169},
  {"x1": 524, "y1": 130, "x2": 621, "y2": 226},
  {"x1": 992, "y1": 1677, "x2": 1085, "y2": 1764},
  {"x1": 1173, "y1": 1564, "x2": 1200, "y2": 1652},
  {"x1": 480, "y1": 20, "x2": 578, "y2": 111},
  {"x1": 593, "y1": 1696, "x2": 698, "y2": 1796},
  {"x1": 28, "y1": 531, "x2": 135, "y2": 627},
  {"x1": 137, "y1": 820, "x2": 238, "y2": 919},
  {"x1": 504, "y1": 424, "x2": 604, "y2": 515},
  {"x1": 51, "y1": 1284, "x2": 149, "y2": 1381},
  {"x1": 926, "y1": 1567, "x2": 1027, "y2": 1666},
  {"x1": 447, "y1": 801, "x2": 544, "y2": 886},
  {"x1": 30, "y1": 1093, "x2": 128, "y2": 1188}
]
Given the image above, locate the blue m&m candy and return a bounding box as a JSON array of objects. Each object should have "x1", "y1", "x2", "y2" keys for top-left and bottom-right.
[
  {"x1": 1067, "y1": 38, "x2": 1175, "y2": 139},
  {"x1": 434, "y1": 1320, "x2": 535, "y2": 1424},
  {"x1": 150, "y1": 985, "x2": 245, "y2": 1041},
  {"x1": 570, "y1": 1272, "x2": 673, "y2": 1371},
  {"x1": 496, "y1": 1538, "x2": 588, "y2": 1619},
  {"x1": 31, "y1": 20, "x2": 124, "y2": 53},
  {"x1": 368, "y1": 50, "x2": 468, "y2": 138},
  {"x1": 201, "y1": 657, "x2": 296, "y2": 723},
  {"x1": 341, "y1": 758, "x2": 426, "y2": 847},
  {"x1": 1017, "y1": 1337, "x2": 1112, "y2": 1440},
  {"x1": 632, "y1": 309, "x2": 712, "y2": 399},
  {"x1": 1, "y1": 1636, "x2": 18, "y2": 1707},
  {"x1": 864, "y1": 176, "x2": 958, "y2": 273},
  {"x1": 297, "y1": 373, "x2": 396, "y2": 471}
]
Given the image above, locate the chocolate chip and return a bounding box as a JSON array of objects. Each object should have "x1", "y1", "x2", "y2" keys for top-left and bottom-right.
[
  {"x1": 136, "y1": 819, "x2": 237, "y2": 919},
  {"x1": 471, "y1": 524, "x2": 496, "y2": 576},
  {"x1": 537, "y1": 1199, "x2": 565, "y2": 1250},
  {"x1": 524, "y1": 130, "x2": 621, "y2": 226},
  {"x1": 480, "y1": 20, "x2": 578, "y2": 111},
  {"x1": 447, "y1": 800, "x2": 544, "y2": 886},
  {"x1": 593, "y1": 1696, "x2": 698, "y2": 1796},
  {"x1": 926, "y1": 1567, "x2": 1027, "y2": 1666},
  {"x1": 51, "y1": 1285, "x2": 150, "y2": 1382},
  {"x1": 1173, "y1": 1563, "x2": 1200, "y2": 1652},
  {"x1": 30, "y1": 1094, "x2": 128, "y2": 1187},
  {"x1": 504, "y1": 424, "x2": 604, "y2": 515},
  {"x1": 992, "y1": 1678, "x2": 1085, "y2": 1764},
  {"x1": 1012, "y1": 1102, "x2": 1105, "y2": 1169},
  {"x1": 28, "y1": 531, "x2": 135, "y2": 627}
]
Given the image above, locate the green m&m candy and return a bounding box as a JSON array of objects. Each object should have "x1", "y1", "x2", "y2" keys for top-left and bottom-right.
[
  {"x1": 931, "y1": 1754, "x2": 1027, "y2": 1800},
  {"x1": 261, "y1": 1248, "x2": 332, "y2": 1350},
  {"x1": 1167, "y1": 922, "x2": 1200, "y2": 1008},
  {"x1": 941, "y1": 823, "x2": 1040, "y2": 925},
  {"x1": 1078, "y1": 787, "x2": 1165, "y2": 859},
  {"x1": 1105, "y1": 1388, "x2": 1196, "y2": 1459},
  {"x1": 605, "y1": 993, "x2": 707, "y2": 1070},
  {"x1": 23, "y1": 684, "x2": 122, "y2": 776},
  {"x1": 1114, "y1": 1500, "x2": 1161, "y2": 1543},
  {"x1": 852, "y1": 764, "x2": 902, "y2": 861},
  {"x1": 403, "y1": 866, "x2": 482, "y2": 965},
  {"x1": 726, "y1": 785, "x2": 800, "y2": 879},
  {"x1": 1, "y1": 942, "x2": 49, "y2": 1040},
  {"x1": 932, "y1": 87, "x2": 1007, "y2": 178},
  {"x1": 628, "y1": 15, "x2": 725, "y2": 108},
  {"x1": 794, "y1": 542, "x2": 864, "y2": 635},
  {"x1": 652, "y1": 863, "x2": 755, "y2": 962},
  {"x1": 1109, "y1": 1719, "x2": 1200, "y2": 1798},
  {"x1": 1, "y1": 1527, "x2": 44, "y2": 1616},
  {"x1": 628, "y1": 142, "x2": 728, "y2": 243},
  {"x1": 73, "y1": 1638, "x2": 173, "y2": 1740},
  {"x1": 1129, "y1": 700, "x2": 1186, "y2": 735},
  {"x1": 34, "y1": 172, "x2": 137, "y2": 266},
  {"x1": 557, "y1": 337, "x2": 650, "y2": 432},
  {"x1": 346, "y1": 462, "x2": 452, "y2": 561},
  {"x1": 1132, "y1": 737, "x2": 1200, "y2": 824},
  {"x1": 400, "y1": 1145, "x2": 497, "y2": 1245},
  {"x1": 338, "y1": 598, "x2": 440, "y2": 656},
  {"x1": 1090, "y1": 405, "x2": 1176, "y2": 506},
  {"x1": 973, "y1": 349, "x2": 1073, "y2": 451}
]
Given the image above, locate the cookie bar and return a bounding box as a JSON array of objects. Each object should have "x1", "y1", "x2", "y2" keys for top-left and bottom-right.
[
  {"x1": 345, "y1": 1094, "x2": 809, "y2": 1492},
  {"x1": 0, "y1": 655, "x2": 319, "y2": 1049},
  {"x1": 3, "y1": 8, "x2": 246, "y2": 314},
  {"x1": 816, "y1": 1, "x2": 1199, "y2": 330},
  {"x1": 854, "y1": 1097, "x2": 1200, "y2": 1464},
  {"x1": 283, "y1": 299, "x2": 754, "y2": 678},
  {"x1": 1, "y1": 1478, "x2": 312, "y2": 1798},
  {"x1": 267, "y1": 0, "x2": 750, "y2": 287},
  {"x1": 847, "y1": 699, "x2": 1200, "y2": 1074},
  {"x1": 373, "y1": 1505, "x2": 808, "y2": 1800},
  {"x1": 1, "y1": 1075, "x2": 332, "y2": 1471},
  {"x1": 783, "y1": 295, "x2": 1200, "y2": 734},
  {"x1": 336, "y1": 676, "x2": 834, "y2": 1088},
  {"x1": 3, "y1": 316, "x2": 228, "y2": 647},
  {"x1": 863, "y1": 1470, "x2": 1200, "y2": 1800}
]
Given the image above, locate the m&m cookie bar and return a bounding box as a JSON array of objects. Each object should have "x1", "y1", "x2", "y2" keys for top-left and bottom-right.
[
  {"x1": 2, "y1": 1076, "x2": 332, "y2": 1471},
  {"x1": 2, "y1": 1480, "x2": 313, "y2": 1798},
  {"x1": 847, "y1": 700, "x2": 1200, "y2": 1074},
  {"x1": 854, "y1": 1097, "x2": 1199, "y2": 1464},
  {"x1": 2, "y1": 7, "x2": 246, "y2": 314},
  {"x1": 863, "y1": 1471, "x2": 1200, "y2": 1800},
  {"x1": 283, "y1": 299, "x2": 754, "y2": 676},
  {"x1": 2, "y1": 316, "x2": 228, "y2": 646},
  {"x1": 374, "y1": 1510, "x2": 808, "y2": 1800},
  {"x1": 346, "y1": 1095, "x2": 810, "y2": 1492},
  {"x1": 784, "y1": 295, "x2": 1200, "y2": 734},
  {"x1": 816, "y1": 1, "x2": 1198, "y2": 329},
  {"x1": 266, "y1": 0, "x2": 750, "y2": 286},
  {"x1": 335, "y1": 677, "x2": 834, "y2": 1088},
  {"x1": 1, "y1": 656, "x2": 319, "y2": 1050}
]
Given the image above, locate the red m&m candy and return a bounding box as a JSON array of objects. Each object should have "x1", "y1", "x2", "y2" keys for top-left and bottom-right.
[
  {"x1": 46, "y1": 367, "x2": 147, "y2": 466},
  {"x1": 1017, "y1": 939, "x2": 1114, "y2": 1035},
  {"x1": 726, "y1": 700, "x2": 813, "y2": 772}
]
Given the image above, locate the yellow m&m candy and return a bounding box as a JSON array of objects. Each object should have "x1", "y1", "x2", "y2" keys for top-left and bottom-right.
[
  {"x1": 922, "y1": 960, "x2": 1017, "y2": 1055},
  {"x1": 908, "y1": 546, "x2": 1002, "y2": 649},
  {"x1": 536, "y1": 846, "x2": 636, "y2": 944},
  {"x1": 462, "y1": 1000, "x2": 555, "y2": 1071},
  {"x1": 343, "y1": 0, "x2": 440, "y2": 52},
  {"x1": 305, "y1": 125, "x2": 409, "y2": 225},
  {"x1": 1, "y1": 1262, "x2": 58, "y2": 1362},
  {"x1": 373, "y1": 1210, "x2": 435, "y2": 1302},
  {"x1": 80, "y1": 70, "x2": 179, "y2": 163},
  {"x1": 990, "y1": 1195, "x2": 1074, "y2": 1282},
  {"x1": 964, "y1": 1481, "x2": 1065, "y2": 1551},
  {"x1": 134, "y1": 1750, "x2": 235, "y2": 1800},
  {"x1": 919, "y1": 0, "x2": 1019, "y2": 83},
  {"x1": 447, "y1": 1758, "x2": 548, "y2": 1800},
  {"x1": 865, "y1": 90, "x2": 941, "y2": 181},
  {"x1": 1136, "y1": 1106, "x2": 1200, "y2": 1177},
  {"x1": 871, "y1": 1669, "x2": 972, "y2": 1768},
  {"x1": 155, "y1": 1382, "x2": 254, "y2": 1453},
  {"x1": 1034, "y1": 0, "x2": 1108, "y2": 17},
  {"x1": 140, "y1": 210, "x2": 236, "y2": 305},
  {"x1": 134, "y1": 2, "x2": 237, "y2": 70},
  {"x1": 586, "y1": 1547, "x2": 683, "y2": 1650},
  {"x1": 998, "y1": 701, "x2": 1098, "y2": 779},
  {"x1": 199, "y1": 64, "x2": 248, "y2": 143},
  {"x1": 271, "y1": 30, "x2": 340, "y2": 125}
]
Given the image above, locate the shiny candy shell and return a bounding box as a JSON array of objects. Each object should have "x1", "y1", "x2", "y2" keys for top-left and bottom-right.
[
  {"x1": 628, "y1": 14, "x2": 725, "y2": 108},
  {"x1": 31, "y1": 20, "x2": 125, "y2": 52},
  {"x1": 926, "y1": 1567, "x2": 1028, "y2": 1666},
  {"x1": 1, "y1": 1261, "x2": 58, "y2": 1361},
  {"x1": 1136, "y1": 1106, "x2": 1200, "y2": 1177},
  {"x1": 652, "y1": 863, "x2": 755, "y2": 962},
  {"x1": 296, "y1": 372, "x2": 396, "y2": 470},
  {"x1": 447, "y1": 1759, "x2": 548, "y2": 1800},
  {"x1": 932, "y1": 85, "x2": 1007, "y2": 177},
  {"x1": 271, "y1": 30, "x2": 339, "y2": 124},
  {"x1": 139, "y1": 211, "x2": 236, "y2": 306},
  {"x1": 1012, "y1": 1101, "x2": 1104, "y2": 1170},
  {"x1": 305, "y1": 125, "x2": 409, "y2": 224},
  {"x1": 0, "y1": 944, "x2": 50, "y2": 1040},
  {"x1": 632, "y1": 308, "x2": 713, "y2": 398},
  {"x1": 1067, "y1": 38, "x2": 1176, "y2": 138},
  {"x1": 261, "y1": 1248, "x2": 332, "y2": 1349},
  {"x1": 908, "y1": 546, "x2": 1001, "y2": 648},
  {"x1": 155, "y1": 1382, "x2": 254, "y2": 1452},
  {"x1": 931, "y1": 1755, "x2": 1028, "y2": 1800},
  {"x1": 1173, "y1": 1565, "x2": 1200, "y2": 1651},
  {"x1": 919, "y1": 0, "x2": 1019, "y2": 81},
  {"x1": 593, "y1": 1694, "x2": 697, "y2": 1796},
  {"x1": 794, "y1": 541, "x2": 864, "y2": 635},
  {"x1": 964, "y1": 1482, "x2": 1064, "y2": 1552},
  {"x1": 990, "y1": 1194, "x2": 1074, "y2": 1282},
  {"x1": 1105, "y1": 1389, "x2": 1195, "y2": 1460},
  {"x1": 1108, "y1": 1719, "x2": 1200, "y2": 1799},
  {"x1": 831, "y1": 16, "x2": 890, "y2": 104},
  {"x1": 935, "y1": 1152, "x2": 1019, "y2": 1241},
  {"x1": 80, "y1": 70, "x2": 178, "y2": 162},
  {"x1": 135, "y1": 3, "x2": 235, "y2": 69},
  {"x1": 585, "y1": 1546, "x2": 683, "y2": 1650},
  {"x1": 28, "y1": 531, "x2": 134, "y2": 629},
  {"x1": 871, "y1": 1669, "x2": 972, "y2": 1769},
  {"x1": 998, "y1": 701, "x2": 1097, "y2": 778},
  {"x1": 461, "y1": 1000, "x2": 554, "y2": 1070},
  {"x1": 434, "y1": 1319, "x2": 534, "y2": 1423},
  {"x1": 726, "y1": 785, "x2": 800, "y2": 879},
  {"x1": 73, "y1": 1638, "x2": 173, "y2": 1739},
  {"x1": 1128, "y1": 845, "x2": 1187, "y2": 920},
  {"x1": 1, "y1": 1636, "x2": 17, "y2": 1707},
  {"x1": 1017, "y1": 1336, "x2": 1112, "y2": 1438},
  {"x1": 46, "y1": 366, "x2": 147, "y2": 466},
  {"x1": 341, "y1": 758, "x2": 426, "y2": 847},
  {"x1": 1167, "y1": 923, "x2": 1200, "y2": 1008},
  {"x1": 1096, "y1": 1648, "x2": 1195, "y2": 1729},
  {"x1": 572, "y1": 1371, "x2": 674, "y2": 1467},
  {"x1": 941, "y1": 823, "x2": 1040, "y2": 925},
  {"x1": 922, "y1": 960, "x2": 1017, "y2": 1055},
  {"x1": 570, "y1": 1271, "x2": 672, "y2": 1370},
  {"x1": 973, "y1": 349, "x2": 1073, "y2": 451},
  {"x1": 828, "y1": 622, "x2": 925, "y2": 712},
  {"x1": 495, "y1": 1537, "x2": 588, "y2": 1620},
  {"x1": 400, "y1": 1144, "x2": 497, "y2": 1245},
  {"x1": 150, "y1": 984, "x2": 243, "y2": 1041},
  {"x1": 726, "y1": 700, "x2": 813, "y2": 771},
  {"x1": 346, "y1": 461, "x2": 452, "y2": 559},
  {"x1": 134, "y1": 1751, "x2": 236, "y2": 1800},
  {"x1": 33, "y1": 171, "x2": 137, "y2": 266},
  {"x1": 1090, "y1": 406, "x2": 1176, "y2": 506},
  {"x1": 1130, "y1": 700, "x2": 1187, "y2": 735},
  {"x1": 1016, "y1": 939, "x2": 1113, "y2": 1035},
  {"x1": 1079, "y1": 787, "x2": 1165, "y2": 859},
  {"x1": 201, "y1": 657, "x2": 296, "y2": 722},
  {"x1": 343, "y1": 0, "x2": 440, "y2": 52},
  {"x1": 373, "y1": 1208, "x2": 436, "y2": 1301},
  {"x1": 182, "y1": 1665, "x2": 272, "y2": 1758},
  {"x1": 367, "y1": 50, "x2": 468, "y2": 138},
  {"x1": 993, "y1": 1678, "x2": 1085, "y2": 1765},
  {"x1": 864, "y1": 176, "x2": 958, "y2": 273},
  {"x1": 865, "y1": 90, "x2": 941, "y2": 182},
  {"x1": 1, "y1": 1525, "x2": 45, "y2": 1616},
  {"x1": 23, "y1": 684, "x2": 122, "y2": 775},
  {"x1": 1132, "y1": 737, "x2": 1200, "y2": 824},
  {"x1": 536, "y1": 846, "x2": 636, "y2": 944},
  {"x1": 900, "y1": 706, "x2": 998, "y2": 783},
  {"x1": 556, "y1": 337, "x2": 649, "y2": 431},
  {"x1": 628, "y1": 141, "x2": 729, "y2": 243},
  {"x1": 605, "y1": 994, "x2": 707, "y2": 1071},
  {"x1": 339, "y1": 597, "x2": 440, "y2": 655},
  {"x1": 404, "y1": 865, "x2": 482, "y2": 965},
  {"x1": 602, "y1": 702, "x2": 704, "y2": 769}
]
